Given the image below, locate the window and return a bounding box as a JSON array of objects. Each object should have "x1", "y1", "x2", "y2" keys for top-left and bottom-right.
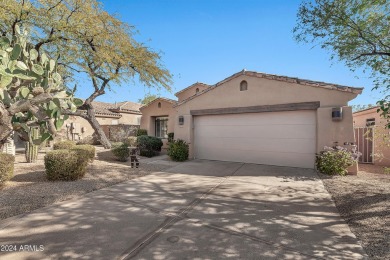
[
  {"x1": 158, "y1": 102, "x2": 161, "y2": 108},
  {"x1": 155, "y1": 117, "x2": 168, "y2": 138},
  {"x1": 240, "y1": 80, "x2": 248, "y2": 91},
  {"x1": 196, "y1": 88, "x2": 199, "y2": 94},
  {"x1": 178, "y1": 116, "x2": 184, "y2": 125},
  {"x1": 366, "y1": 118, "x2": 375, "y2": 126}
]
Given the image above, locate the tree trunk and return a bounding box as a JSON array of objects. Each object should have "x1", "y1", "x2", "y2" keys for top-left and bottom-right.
[
  {"x1": 85, "y1": 107, "x2": 111, "y2": 149},
  {"x1": 63, "y1": 106, "x2": 112, "y2": 149}
]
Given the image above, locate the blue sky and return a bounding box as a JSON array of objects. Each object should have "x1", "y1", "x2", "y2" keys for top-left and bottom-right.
[{"x1": 78, "y1": 0, "x2": 382, "y2": 105}]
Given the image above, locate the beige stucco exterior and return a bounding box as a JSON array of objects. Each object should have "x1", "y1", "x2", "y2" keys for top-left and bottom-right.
[
  {"x1": 117, "y1": 113, "x2": 142, "y2": 125},
  {"x1": 175, "y1": 83, "x2": 209, "y2": 102},
  {"x1": 63, "y1": 112, "x2": 141, "y2": 141},
  {"x1": 174, "y1": 74, "x2": 358, "y2": 154},
  {"x1": 353, "y1": 107, "x2": 390, "y2": 166},
  {"x1": 63, "y1": 114, "x2": 141, "y2": 141},
  {"x1": 140, "y1": 71, "x2": 362, "y2": 171},
  {"x1": 140, "y1": 98, "x2": 176, "y2": 147}
]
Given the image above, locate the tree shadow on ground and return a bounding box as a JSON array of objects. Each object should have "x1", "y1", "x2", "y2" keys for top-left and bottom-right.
[{"x1": 0, "y1": 162, "x2": 367, "y2": 259}]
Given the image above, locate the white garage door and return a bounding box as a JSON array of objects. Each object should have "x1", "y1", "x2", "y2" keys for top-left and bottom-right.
[{"x1": 194, "y1": 110, "x2": 316, "y2": 168}]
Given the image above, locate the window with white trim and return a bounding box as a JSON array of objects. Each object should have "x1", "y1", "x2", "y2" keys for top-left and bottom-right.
[{"x1": 155, "y1": 117, "x2": 168, "y2": 138}]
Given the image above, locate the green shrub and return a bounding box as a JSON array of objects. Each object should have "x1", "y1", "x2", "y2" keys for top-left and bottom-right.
[
  {"x1": 168, "y1": 132, "x2": 174, "y2": 143},
  {"x1": 111, "y1": 143, "x2": 130, "y2": 161},
  {"x1": 71, "y1": 145, "x2": 96, "y2": 162},
  {"x1": 0, "y1": 153, "x2": 15, "y2": 184},
  {"x1": 123, "y1": 136, "x2": 138, "y2": 147},
  {"x1": 136, "y1": 129, "x2": 148, "y2": 136},
  {"x1": 168, "y1": 139, "x2": 189, "y2": 162},
  {"x1": 137, "y1": 135, "x2": 163, "y2": 157},
  {"x1": 111, "y1": 142, "x2": 125, "y2": 148},
  {"x1": 53, "y1": 140, "x2": 76, "y2": 150},
  {"x1": 316, "y1": 146, "x2": 358, "y2": 176},
  {"x1": 44, "y1": 150, "x2": 89, "y2": 181}
]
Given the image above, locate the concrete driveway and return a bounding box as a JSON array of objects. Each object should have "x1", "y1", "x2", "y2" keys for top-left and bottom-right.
[{"x1": 0, "y1": 160, "x2": 366, "y2": 259}]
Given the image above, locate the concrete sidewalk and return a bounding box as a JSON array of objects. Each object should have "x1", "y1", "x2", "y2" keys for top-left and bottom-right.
[{"x1": 0, "y1": 160, "x2": 367, "y2": 259}]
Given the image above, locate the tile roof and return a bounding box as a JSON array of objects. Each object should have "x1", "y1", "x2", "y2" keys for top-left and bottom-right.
[
  {"x1": 174, "y1": 82, "x2": 210, "y2": 96},
  {"x1": 110, "y1": 101, "x2": 142, "y2": 114},
  {"x1": 174, "y1": 70, "x2": 364, "y2": 107},
  {"x1": 91, "y1": 101, "x2": 122, "y2": 117},
  {"x1": 139, "y1": 97, "x2": 177, "y2": 110},
  {"x1": 77, "y1": 101, "x2": 142, "y2": 117},
  {"x1": 352, "y1": 106, "x2": 379, "y2": 114}
]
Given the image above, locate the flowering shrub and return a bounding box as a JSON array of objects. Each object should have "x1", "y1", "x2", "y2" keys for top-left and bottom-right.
[{"x1": 316, "y1": 146, "x2": 361, "y2": 176}]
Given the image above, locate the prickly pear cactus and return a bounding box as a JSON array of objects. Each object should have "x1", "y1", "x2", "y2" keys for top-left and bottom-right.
[{"x1": 0, "y1": 25, "x2": 83, "y2": 145}]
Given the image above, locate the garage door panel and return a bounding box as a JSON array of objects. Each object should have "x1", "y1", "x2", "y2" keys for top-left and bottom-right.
[
  {"x1": 195, "y1": 111, "x2": 316, "y2": 126},
  {"x1": 196, "y1": 137, "x2": 315, "y2": 154},
  {"x1": 194, "y1": 111, "x2": 316, "y2": 168},
  {"x1": 195, "y1": 125, "x2": 316, "y2": 139},
  {"x1": 197, "y1": 146, "x2": 315, "y2": 168}
]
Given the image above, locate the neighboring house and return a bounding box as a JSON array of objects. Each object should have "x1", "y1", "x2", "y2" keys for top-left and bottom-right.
[
  {"x1": 140, "y1": 70, "x2": 362, "y2": 169},
  {"x1": 63, "y1": 101, "x2": 142, "y2": 141},
  {"x1": 11, "y1": 100, "x2": 142, "y2": 149},
  {"x1": 353, "y1": 106, "x2": 390, "y2": 166}
]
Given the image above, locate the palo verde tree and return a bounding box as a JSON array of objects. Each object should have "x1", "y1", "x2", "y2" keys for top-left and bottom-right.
[
  {"x1": 138, "y1": 93, "x2": 159, "y2": 105},
  {"x1": 0, "y1": 0, "x2": 172, "y2": 148},
  {"x1": 0, "y1": 26, "x2": 81, "y2": 147},
  {"x1": 294, "y1": 0, "x2": 390, "y2": 126}
]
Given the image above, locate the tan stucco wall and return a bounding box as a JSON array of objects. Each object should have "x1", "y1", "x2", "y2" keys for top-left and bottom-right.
[
  {"x1": 353, "y1": 107, "x2": 382, "y2": 127},
  {"x1": 63, "y1": 113, "x2": 141, "y2": 141},
  {"x1": 140, "y1": 99, "x2": 176, "y2": 147},
  {"x1": 62, "y1": 116, "x2": 93, "y2": 141},
  {"x1": 173, "y1": 74, "x2": 359, "y2": 161},
  {"x1": 118, "y1": 113, "x2": 141, "y2": 125},
  {"x1": 353, "y1": 108, "x2": 390, "y2": 166},
  {"x1": 316, "y1": 106, "x2": 355, "y2": 151},
  {"x1": 176, "y1": 83, "x2": 209, "y2": 102}
]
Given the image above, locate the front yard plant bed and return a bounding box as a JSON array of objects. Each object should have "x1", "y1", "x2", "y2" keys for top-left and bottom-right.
[
  {"x1": 319, "y1": 164, "x2": 390, "y2": 260},
  {"x1": 0, "y1": 147, "x2": 171, "y2": 220}
]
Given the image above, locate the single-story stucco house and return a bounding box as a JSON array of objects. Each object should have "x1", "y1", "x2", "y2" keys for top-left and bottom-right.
[
  {"x1": 140, "y1": 70, "x2": 362, "y2": 170},
  {"x1": 64, "y1": 101, "x2": 142, "y2": 141},
  {"x1": 353, "y1": 106, "x2": 390, "y2": 166},
  {"x1": 12, "y1": 101, "x2": 142, "y2": 149}
]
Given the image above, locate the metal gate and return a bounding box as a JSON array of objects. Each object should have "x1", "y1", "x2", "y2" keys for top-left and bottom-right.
[{"x1": 354, "y1": 127, "x2": 374, "y2": 163}]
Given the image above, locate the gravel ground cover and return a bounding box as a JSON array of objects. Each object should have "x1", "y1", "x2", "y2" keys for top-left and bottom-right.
[
  {"x1": 0, "y1": 147, "x2": 173, "y2": 220},
  {"x1": 320, "y1": 164, "x2": 390, "y2": 260}
]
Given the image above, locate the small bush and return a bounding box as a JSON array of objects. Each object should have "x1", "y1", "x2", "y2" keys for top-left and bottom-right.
[
  {"x1": 0, "y1": 153, "x2": 15, "y2": 184},
  {"x1": 45, "y1": 150, "x2": 89, "y2": 181},
  {"x1": 168, "y1": 132, "x2": 174, "y2": 143},
  {"x1": 53, "y1": 140, "x2": 76, "y2": 150},
  {"x1": 384, "y1": 167, "x2": 390, "y2": 174},
  {"x1": 168, "y1": 139, "x2": 189, "y2": 162},
  {"x1": 71, "y1": 144, "x2": 96, "y2": 162},
  {"x1": 111, "y1": 142, "x2": 125, "y2": 148},
  {"x1": 111, "y1": 143, "x2": 130, "y2": 161},
  {"x1": 316, "y1": 146, "x2": 359, "y2": 176},
  {"x1": 123, "y1": 136, "x2": 137, "y2": 147},
  {"x1": 137, "y1": 135, "x2": 163, "y2": 157},
  {"x1": 136, "y1": 129, "x2": 148, "y2": 136}
]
